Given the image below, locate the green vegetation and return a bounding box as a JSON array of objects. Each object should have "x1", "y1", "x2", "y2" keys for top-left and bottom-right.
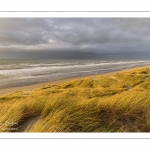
[{"x1": 1, "y1": 67, "x2": 150, "y2": 132}]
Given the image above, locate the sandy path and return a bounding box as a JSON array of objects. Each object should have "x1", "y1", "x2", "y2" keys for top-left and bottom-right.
[{"x1": 18, "y1": 116, "x2": 39, "y2": 132}]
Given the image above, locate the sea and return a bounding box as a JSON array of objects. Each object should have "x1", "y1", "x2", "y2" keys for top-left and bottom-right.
[{"x1": 0, "y1": 59, "x2": 150, "y2": 89}]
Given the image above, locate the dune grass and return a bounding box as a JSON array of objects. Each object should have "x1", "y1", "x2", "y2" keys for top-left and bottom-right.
[{"x1": 1, "y1": 67, "x2": 150, "y2": 132}]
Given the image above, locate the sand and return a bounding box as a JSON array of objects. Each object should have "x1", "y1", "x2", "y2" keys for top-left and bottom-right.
[{"x1": 0, "y1": 65, "x2": 150, "y2": 96}]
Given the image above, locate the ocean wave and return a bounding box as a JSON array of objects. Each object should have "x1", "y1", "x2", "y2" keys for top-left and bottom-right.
[
  {"x1": 0, "y1": 60, "x2": 150, "y2": 76},
  {"x1": 0, "y1": 60, "x2": 150, "y2": 88}
]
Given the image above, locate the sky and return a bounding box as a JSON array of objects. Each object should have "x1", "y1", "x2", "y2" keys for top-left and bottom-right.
[{"x1": 0, "y1": 18, "x2": 150, "y2": 59}]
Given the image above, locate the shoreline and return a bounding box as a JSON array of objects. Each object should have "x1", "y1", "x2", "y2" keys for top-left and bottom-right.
[{"x1": 0, "y1": 65, "x2": 150, "y2": 96}]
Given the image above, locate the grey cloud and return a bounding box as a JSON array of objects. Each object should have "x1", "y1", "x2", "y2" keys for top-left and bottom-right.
[
  {"x1": 0, "y1": 18, "x2": 145, "y2": 46},
  {"x1": 0, "y1": 18, "x2": 150, "y2": 59}
]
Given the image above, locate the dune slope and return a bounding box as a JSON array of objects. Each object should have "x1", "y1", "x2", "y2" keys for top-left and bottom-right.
[{"x1": 1, "y1": 67, "x2": 150, "y2": 132}]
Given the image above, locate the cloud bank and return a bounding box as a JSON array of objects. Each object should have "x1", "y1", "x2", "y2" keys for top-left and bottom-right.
[{"x1": 0, "y1": 18, "x2": 150, "y2": 59}]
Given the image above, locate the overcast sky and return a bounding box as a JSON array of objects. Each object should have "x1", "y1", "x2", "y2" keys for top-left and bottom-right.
[{"x1": 0, "y1": 18, "x2": 150, "y2": 59}]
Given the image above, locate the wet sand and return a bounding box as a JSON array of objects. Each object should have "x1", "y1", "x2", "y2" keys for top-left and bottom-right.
[{"x1": 0, "y1": 65, "x2": 150, "y2": 96}]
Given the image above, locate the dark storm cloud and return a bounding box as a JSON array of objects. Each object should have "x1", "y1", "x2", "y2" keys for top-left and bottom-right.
[
  {"x1": 0, "y1": 50, "x2": 101, "y2": 59},
  {"x1": 0, "y1": 18, "x2": 150, "y2": 59}
]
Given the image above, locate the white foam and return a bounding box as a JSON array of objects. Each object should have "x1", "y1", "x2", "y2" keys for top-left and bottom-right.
[
  {"x1": 0, "y1": 60, "x2": 150, "y2": 88},
  {"x1": 0, "y1": 60, "x2": 150, "y2": 76}
]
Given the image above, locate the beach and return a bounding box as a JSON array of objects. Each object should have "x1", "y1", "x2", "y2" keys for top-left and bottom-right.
[
  {"x1": 1, "y1": 60, "x2": 150, "y2": 91},
  {"x1": 0, "y1": 65, "x2": 150, "y2": 96}
]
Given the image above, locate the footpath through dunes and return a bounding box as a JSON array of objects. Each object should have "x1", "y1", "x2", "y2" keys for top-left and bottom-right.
[{"x1": 1, "y1": 66, "x2": 150, "y2": 132}]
